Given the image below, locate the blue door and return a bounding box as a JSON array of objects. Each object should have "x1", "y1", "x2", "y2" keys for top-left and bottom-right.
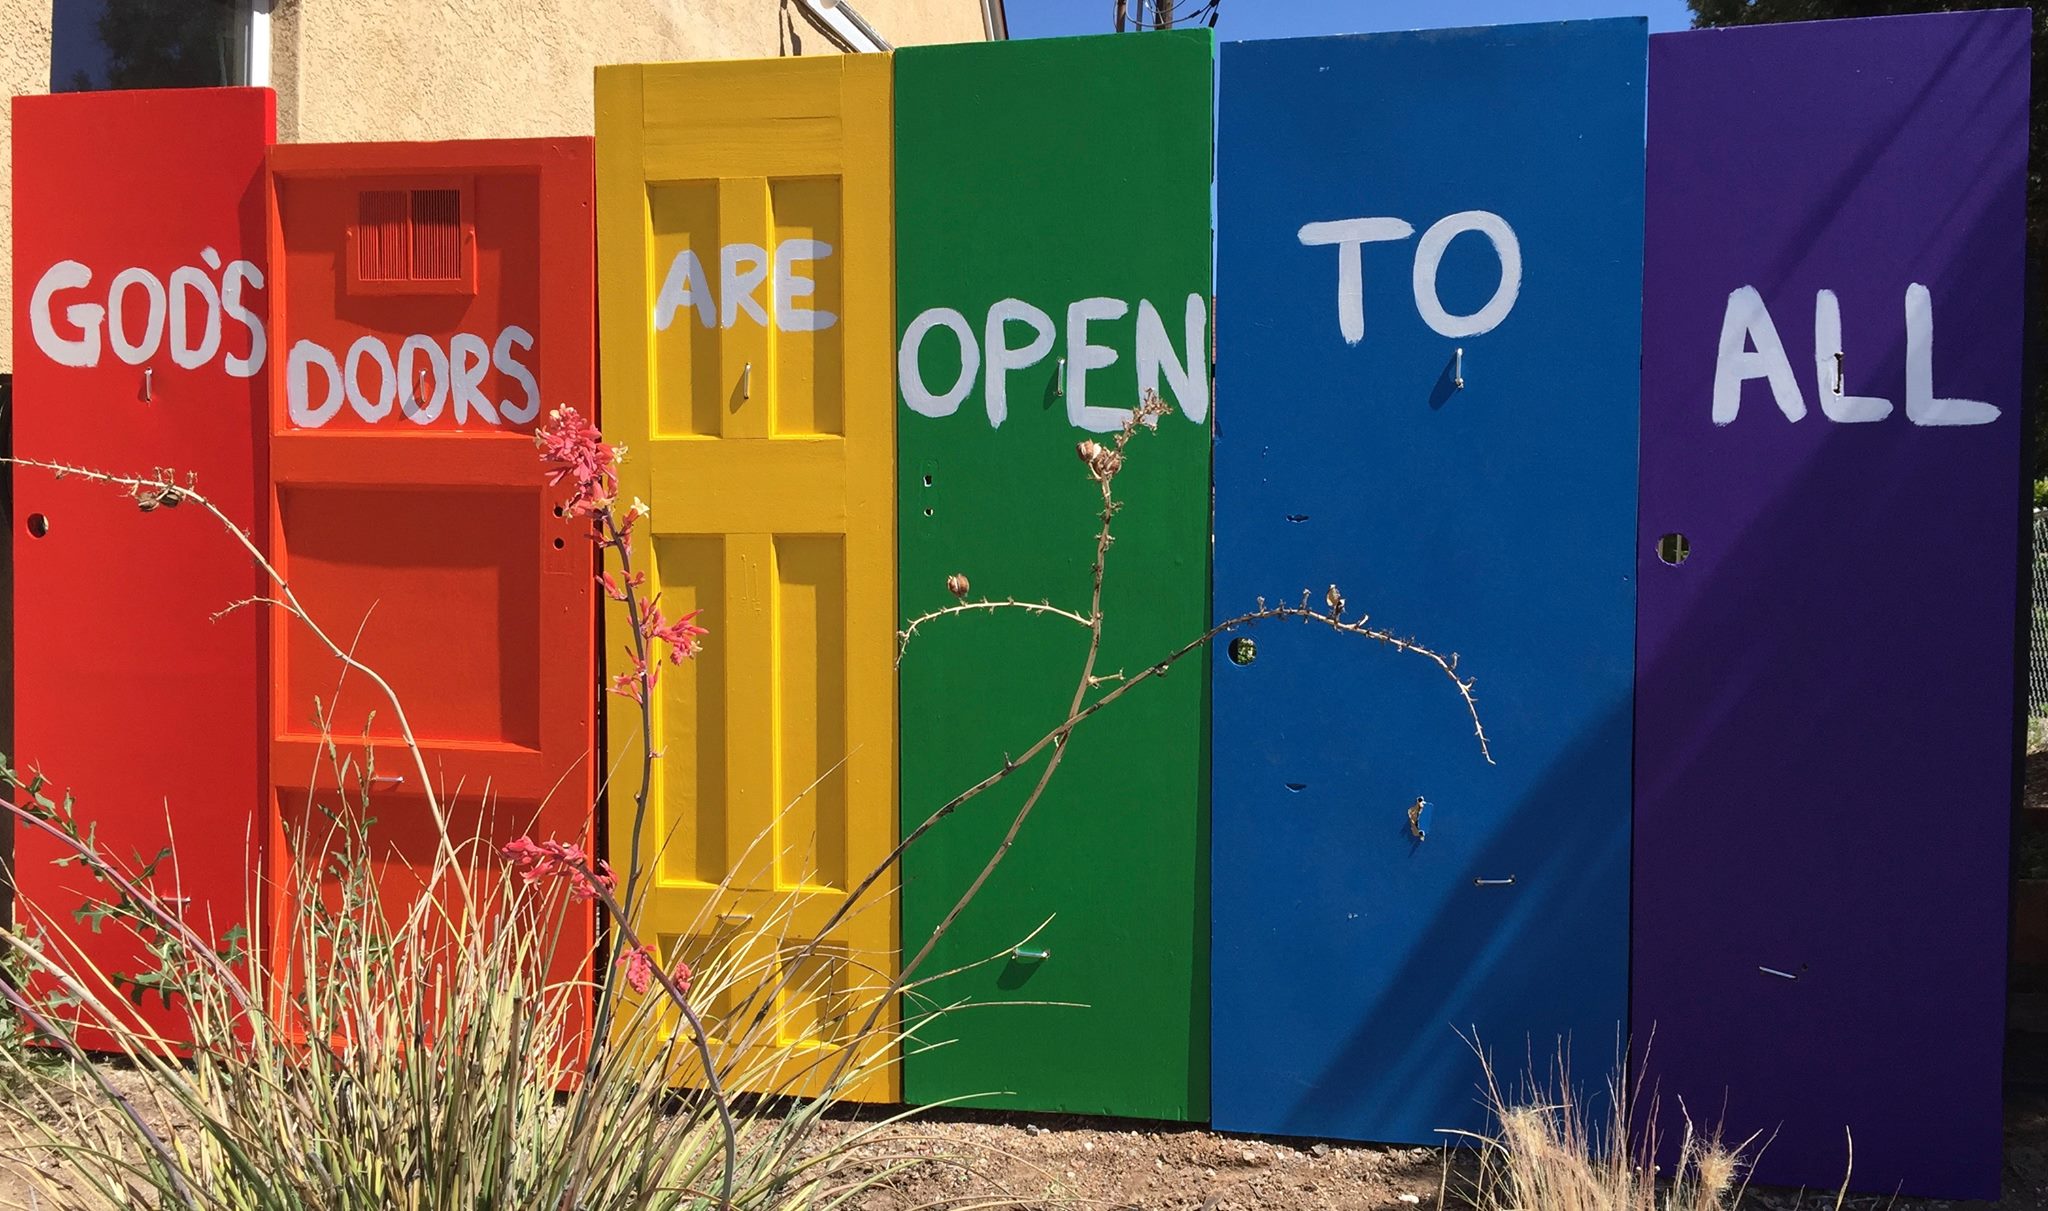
[{"x1": 1211, "y1": 20, "x2": 1646, "y2": 1142}]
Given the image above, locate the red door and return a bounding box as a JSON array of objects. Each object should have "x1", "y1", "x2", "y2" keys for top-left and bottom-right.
[
  {"x1": 263, "y1": 140, "x2": 597, "y2": 1046},
  {"x1": 10, "y1": 88, "x2": 274, "y2": 1046}
]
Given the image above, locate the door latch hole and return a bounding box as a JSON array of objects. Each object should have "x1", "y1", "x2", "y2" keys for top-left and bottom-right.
[
  {"x1": 26, "y1": 513, "x2": 50, "y2": 538},
  {"x1": 1228, "y1": 637, "x2": 1257, "y2": 666},
  {"x1": 1656, "y1": 532, "x2": 1691, "y2": 566}
]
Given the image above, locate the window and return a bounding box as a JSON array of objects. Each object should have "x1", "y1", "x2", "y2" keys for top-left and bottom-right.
[
  {"x1": 52, "y1": 0, "x2": 258, "y2": 92},
  {"x1": 348, "y1": 182, "x2": 478, "y2": 297}
]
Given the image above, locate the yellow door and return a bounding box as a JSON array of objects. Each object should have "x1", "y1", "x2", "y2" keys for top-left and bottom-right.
[{"x1": 595, "y1": 57, "x2": 896, "y2": 1102}]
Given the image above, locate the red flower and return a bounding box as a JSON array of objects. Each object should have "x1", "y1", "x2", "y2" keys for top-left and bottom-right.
[
  {"x1": 609, "y1": 655, "x2": 656, "y2": 703},
  {"x1": 617, "y1": 944, "x2": 657, "y2": 995},
  {"x1": 500, "y1": 836, "x2": 548, "y2": 884},
  {"x1": 535, "y1": 407, "x2": 619, "y2": 521},
  {"x1": 670, "y1": 958, "x2": 693, "y2": 996},
  {"x1": 638, "y1": 599, "x2": 709, "y2": 664},
  {"x1": 599, "y1": 570, "x2": 646, "y2": 602},
  {"x1": 499, "y1": 836, "x2": 616, "y2": 902}
]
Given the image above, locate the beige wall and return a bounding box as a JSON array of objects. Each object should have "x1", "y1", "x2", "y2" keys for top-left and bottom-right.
[
  {"x1": 0, "y1": 4, "x2": 55, "y2": 376},
  {"x1": 276, "y1": 0, "x2": 990, "y2": 142}
]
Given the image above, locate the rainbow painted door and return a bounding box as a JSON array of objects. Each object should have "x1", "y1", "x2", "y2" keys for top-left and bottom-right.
[
  {"x1": 896, "y1": 31, "x2": 1214, "y2": 1120},
  {"x1": 1634, "y1": 14, "x2": 2027, "y2": 1198},
  {"x1": 10, "y1": 88, "x2": 274, "y2": 1045},
  {"x1": 262, "y1": 139, "x2": 597, "y2": 1044},
  {"x1": 1212, "y1": 22, "x2": 1645, "y2": 1143},
  {"x1": 595, "y1": 57, "x2": 897, "y2": 1100}
]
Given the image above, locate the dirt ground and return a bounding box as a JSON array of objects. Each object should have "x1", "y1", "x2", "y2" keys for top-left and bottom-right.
[
  {"x1": 7, "y1": 1073, "x2": 2048, "y2": 1210},
  {"x1": 821, "y1": 1087, "x2": 2048, "y2": 1211}
]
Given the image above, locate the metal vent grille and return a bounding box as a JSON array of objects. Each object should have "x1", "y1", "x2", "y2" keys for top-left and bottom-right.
[
  {"x1": 409, "y1": 189, "x2": 463, "y2": 280},
  {"x1": 357, "y1": 187, "x2": 463, "y2": 283},
  {"x1": 356, "y1": 190, "x2": 408, "y2": 281}
]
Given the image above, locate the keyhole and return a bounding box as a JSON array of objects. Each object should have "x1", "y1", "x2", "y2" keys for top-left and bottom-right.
[
  {"x1": 25, "y1": 513, "x2": 50, "y2": 538},
  {"x1": 1228, "y1": 637, "x2": 1257, "y2": 666},
  {"x1": 553, "y1": 537, "x2": 566, "y2": 550},
  {"x1": 1656, "y1": 533, "x2": 1691, "y2": 566}
]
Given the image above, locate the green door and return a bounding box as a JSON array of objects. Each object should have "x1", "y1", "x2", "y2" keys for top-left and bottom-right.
[{"x1": 895, "y1": 30, "x2": 1214, "y2": 1120}]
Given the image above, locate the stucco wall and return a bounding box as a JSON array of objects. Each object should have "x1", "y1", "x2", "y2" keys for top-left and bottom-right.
[
  {"x1": 0, "y1": 5, "x2": 55, "y2": 375},
  {"x1": 278, "y1": 0, "x2": 989, "y2": 142}
]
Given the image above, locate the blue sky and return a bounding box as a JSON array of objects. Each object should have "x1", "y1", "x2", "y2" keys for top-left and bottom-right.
[{"x1": 1006, "y1": 0, "x2": 1695, "y2": 39}]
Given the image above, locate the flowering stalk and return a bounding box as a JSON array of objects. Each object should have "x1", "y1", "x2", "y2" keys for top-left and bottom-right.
[{"x1": 528, "y1": 406, "x2": 731, "y2": 1211}]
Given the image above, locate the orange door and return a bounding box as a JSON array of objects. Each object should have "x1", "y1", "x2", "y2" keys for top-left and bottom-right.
[{"x1": 263, "y1": 139, "x2": 596, "y2": 1046}]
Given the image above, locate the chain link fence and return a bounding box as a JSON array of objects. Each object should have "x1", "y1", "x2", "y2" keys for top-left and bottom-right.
[{"x1": 2032, "y1": 511, "x2": 2048, "y2": 721}]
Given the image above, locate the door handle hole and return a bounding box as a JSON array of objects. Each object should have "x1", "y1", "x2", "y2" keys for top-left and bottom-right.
[
  {"x1": 1228, "y1": 637, "x2": 1257, "y2": 666},
  {"x1": 25, "y1": 513, "x2": 50, "y2": 538},
  {"x1": 1656, "y1": 532, "x2": 1691, "y2": 566}
]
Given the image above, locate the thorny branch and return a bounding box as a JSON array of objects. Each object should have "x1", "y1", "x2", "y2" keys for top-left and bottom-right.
[
  {"x1": 787, "y1": 391, "x2": 1490, "y2": 1150},
  {"x1": 895, "y1": 600, "x2": 1091, "y2": 662}
]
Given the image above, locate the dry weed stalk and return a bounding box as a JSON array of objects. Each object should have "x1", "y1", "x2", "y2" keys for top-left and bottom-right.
[{"x1": 1444, "y1": 1041, "x2": 1849, "y2": 1211}]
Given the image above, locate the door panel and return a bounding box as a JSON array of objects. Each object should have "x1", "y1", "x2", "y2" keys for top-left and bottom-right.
[
  {"x1": 1633, "y1": 15, "x2": 2027, "y2": 1198},
  {"x1": 894, "y1": 31, "x2": 1215, "y2": 1121},
  {"x1": 1211, "y1": 22, "x2": 1645, "y2": 1142},
  {"x1": 264, "y1": 139, "x2": 596, "y2": 1049},
  {"x1": 10, "y1": 88, "x2": 275, "y2": 1047},
  {"x1": 596, "y1": 58, "x2": 896, "y2": 1101}
]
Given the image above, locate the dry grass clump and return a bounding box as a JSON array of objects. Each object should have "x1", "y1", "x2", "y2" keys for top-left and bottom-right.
[{"x1": 1447, "y1": 1045, "x2": 1843, "y2": 1211}]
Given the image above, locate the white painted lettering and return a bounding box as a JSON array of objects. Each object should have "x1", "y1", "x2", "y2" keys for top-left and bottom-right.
[
  {"x1": 1812, "y1": 290, "x2": 1891, "y2": 423},
  {"x1": 719, "y1": 243, "x2": 770, "y2": 329},
  {"x1": 900, "y1": 307, "x2": 978, "y2": 419},
  {"x1": 1065, "y1": 296, "x2": 1130, "y2": 434},
  {"x1": 398, "y1": 334, "x2": 449, "y2": 425},
  {"x1": 167, "y1": 263, "x2": 222, "y2": 371},
  {"x1": 29, "y1": 260, "x2": 102, "y2": 368},
  {"x1": 984, "y1": 298, "x2": 1055, "y2": 429},
  {"x1": 654, "y1": 249, "x2": 714, "y2": 332},
  {"x1": 773, "y1": 239, "x2": 836, "y2": 332},
  {"x1": 345, "y1": 335, "x2": 396, "y2": 422},
  {"x1": 1298, "y1": 217, "x2": 1414, "y2": 345},
  {"x1": 448, "y1": 331, "x2": 498, "y2": 425},
  {"x1": 1411, "y1": 210, "x2": 1521, "y2": 339},
  {"x1": 494, "y1": 325, "x2": 541, "y2": 424},
  {"x1": 106, "y1": 267, "x2": 166, "y2": 366},
  {"x1": 1137, "y1": 293, "x2": 1208, "y2": 424},
  {"x1": 1712, "y1": 285, "x2": 1806, "y2": 425},
  {"x1": 287, "y1": 339, "x2": 344, "y2": 428},
  {"x1": 1905, "y1": 282, "x2": 1998, "y2": 426}
]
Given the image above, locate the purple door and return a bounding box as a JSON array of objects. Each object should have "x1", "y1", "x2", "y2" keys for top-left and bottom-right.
[{"x1": 1634, "y1": 12, "x2": 2028, "y2": 1199}]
